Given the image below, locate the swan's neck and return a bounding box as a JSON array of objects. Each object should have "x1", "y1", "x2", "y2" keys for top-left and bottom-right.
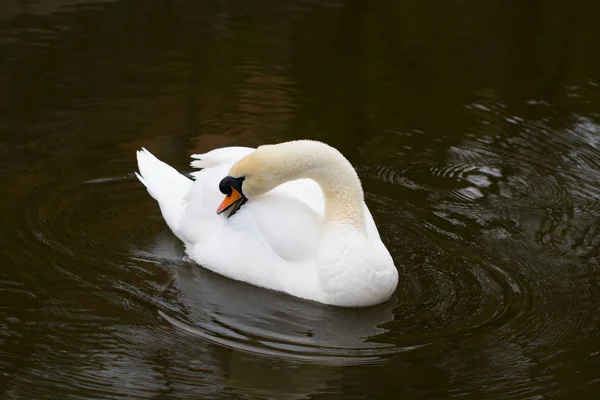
[
  {"x1": 255, "y1": 141, "x2": 390, "y2": 306},
  {"x1": 320, "y1": 181, "x2": 365, "y2": 232},
  {"x1": 268, "y1": 141, "x2": 366, "y2": 231}
]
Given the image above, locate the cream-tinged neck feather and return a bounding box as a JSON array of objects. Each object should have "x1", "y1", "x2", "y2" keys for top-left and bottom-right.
[{"x1": 229, "y1": 140, "x2": 366, "y2": 230}]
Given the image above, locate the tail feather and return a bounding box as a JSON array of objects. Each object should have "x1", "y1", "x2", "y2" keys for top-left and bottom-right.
[{"x1": 136, "y1": 148, "x2": 193, "y2": 238}]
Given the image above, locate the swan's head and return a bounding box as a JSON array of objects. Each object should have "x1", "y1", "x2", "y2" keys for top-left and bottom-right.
[
  {"x1": 216, "y1": 145, "x2": 284, "y2": 217},
  {"x1": 216, "y1": 175, "x2": 247, "y2": 217},
  {"x1": 216, "y1": 140, "x2": 362, "y2": 219}
]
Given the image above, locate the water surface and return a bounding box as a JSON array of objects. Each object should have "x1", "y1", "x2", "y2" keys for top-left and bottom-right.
[{"x1": 2, "y1": 0, "x2": 600, "y2": 398}]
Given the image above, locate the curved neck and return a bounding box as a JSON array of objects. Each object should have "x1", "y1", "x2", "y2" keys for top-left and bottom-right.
[
  {"x1": 315, "y1": 170, "x2": 365, "y2": 232},
  {"x1": 266, "y1": 141, "x2": 366, "y2": 231}
]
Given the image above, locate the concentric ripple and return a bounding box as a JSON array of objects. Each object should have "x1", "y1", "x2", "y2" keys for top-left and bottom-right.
[
  {"x1": 7, "y1": 169, "x2": 526, "y2": 369},
  {"x1": 143, "y1": 225, "x2": 526, "y2": 366}
]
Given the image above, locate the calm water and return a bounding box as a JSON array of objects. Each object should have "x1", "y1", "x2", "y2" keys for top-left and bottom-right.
[{"x1": 2, "y1": 0, "x2": 600, "y2": 398}]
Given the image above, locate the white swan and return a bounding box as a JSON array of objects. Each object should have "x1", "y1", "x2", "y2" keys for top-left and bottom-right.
[{"x1": 135, "y1": 140, "x2": 398, "y2": 307}]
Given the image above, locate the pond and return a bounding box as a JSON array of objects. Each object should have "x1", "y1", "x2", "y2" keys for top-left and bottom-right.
[{"x1": 1, "y1": 0, "x2": 600, "y2": 398}]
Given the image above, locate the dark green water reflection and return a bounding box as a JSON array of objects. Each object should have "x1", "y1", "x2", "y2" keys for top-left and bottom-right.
[{"x1": 2, "y1": 0, "x2": 600, "y2": 398}]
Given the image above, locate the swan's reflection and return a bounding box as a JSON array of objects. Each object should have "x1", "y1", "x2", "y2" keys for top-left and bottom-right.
[
  {"x1": 147, "y1": 229, "x2": 401, "y2": 361},
  {"x1": 137, "y1": 229, "x2": 403, "y2": 398}
]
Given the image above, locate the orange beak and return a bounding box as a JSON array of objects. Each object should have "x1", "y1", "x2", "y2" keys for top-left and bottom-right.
[{"x1": 217, "y1": 187, "x2": 244, "y2": 215}]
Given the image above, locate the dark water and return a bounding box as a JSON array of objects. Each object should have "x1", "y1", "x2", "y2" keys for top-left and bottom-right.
[{"x1": 2, "y1": 0, "x2": 600, "y2": 398}]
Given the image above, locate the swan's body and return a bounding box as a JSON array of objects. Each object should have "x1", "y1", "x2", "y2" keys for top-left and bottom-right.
[{"x1": 136, "y1": 140, "x2": 398, "y2": 307}]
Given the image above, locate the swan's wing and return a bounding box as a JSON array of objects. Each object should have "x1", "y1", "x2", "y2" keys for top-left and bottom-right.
[
  {"x1": 177, "y1": 164, "x2": 325, "y2": 295},
  {"x1": 236, "y1": 179, "x2": 325, "y2": 261},
  {"x1": 180, "y1": 163, "x2": 325, "y2": 263}
]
